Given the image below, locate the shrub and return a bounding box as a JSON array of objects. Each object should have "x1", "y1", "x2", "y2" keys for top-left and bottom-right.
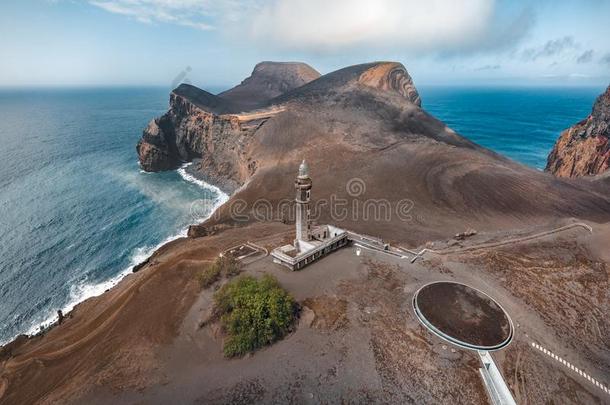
[
  {"x1": 213, "y1": 274, "x2": 297, "y2": 357},
  {"x1": 198, "y1": 264, "x2": 221, "y2": 288},
  {"x1": 218, "y1": 255, "x2": 242, "y2": 277},
  {"x1": 198, "y1": 255, "x2": 242, "y2": 289}
]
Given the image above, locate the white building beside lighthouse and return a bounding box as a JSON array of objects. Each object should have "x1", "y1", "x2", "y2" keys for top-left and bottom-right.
[{"x1": 272, "y1": 160, "x2": 348, "y2": 271}]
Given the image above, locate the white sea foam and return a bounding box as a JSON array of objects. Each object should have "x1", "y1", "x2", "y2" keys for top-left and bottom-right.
[
  {"x1": 20, "y1": 163, "x2": 229, "y2": 342},
  {"x1": 177, "y1": 162, "x2": 228, "y2": 201},
  {"x1": 178, "y1": 162, "x2": 230, "y2": 220}
]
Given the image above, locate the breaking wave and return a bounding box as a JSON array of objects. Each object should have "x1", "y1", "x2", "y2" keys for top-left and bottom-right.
[{"x1": 19, "y1": 164, "x2": 228, "y2": 343}]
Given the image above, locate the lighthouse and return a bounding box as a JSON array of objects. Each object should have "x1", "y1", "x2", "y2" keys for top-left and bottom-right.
[
  {"x1": 295, "y1": 160, "x2": 312, "y2": 242},
  {"x1": 271, "y1": 160, "x2": 348, "y2": 270}
]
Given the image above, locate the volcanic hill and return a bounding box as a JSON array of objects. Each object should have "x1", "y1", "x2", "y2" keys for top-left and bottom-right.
[
  {"x1": 1, "y1": 61, "x2": 609, "y2": 405},
  {"x1": 137, "y1": 61, "x2": 610, "y2": 244}
]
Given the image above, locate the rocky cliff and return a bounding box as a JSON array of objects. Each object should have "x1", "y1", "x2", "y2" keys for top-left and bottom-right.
[
  {"x1": 546, "y1": 85, "x2": 610, "y2": 178},
  {"x1": 136, "y1": 61, "x2": 424, "y2": 193},
  {"x1": 136, "y1": 84, "x2": 251, "y2": 192},
  {"x1": 136, "y1": 62, "x2": 321, "y2": 192},
  {"x1": 357, "y1": 62, "x2": 421, "y2": 106},
  {"x1": 138, "y1": 61, "x2": 610, "y2": 242},
  {"x1": 5, "y1": 61, "x2": 610, "y2": 405}
]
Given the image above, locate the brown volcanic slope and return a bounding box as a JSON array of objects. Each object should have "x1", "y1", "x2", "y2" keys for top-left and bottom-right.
[
  {"x1": 139, "y1": 61, "x2": 610, "y2": 245},
  {"x1": 546, "y1": 85, "x2": 610, "y2": 178},
  {"x1": 218, "y1": 61, "x2": 321, "y2": 111},
  {"x1": 2, "y1": 62, "x2": 610, "y2": 404}
]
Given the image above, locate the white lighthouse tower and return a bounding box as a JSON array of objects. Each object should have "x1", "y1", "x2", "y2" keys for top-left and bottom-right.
[
  {"x1": 295, "y1": 160, "x2": 312, "y2": 243},
  {"x1": 271, "y1": 160, "x2": 348, "y2": 270}
]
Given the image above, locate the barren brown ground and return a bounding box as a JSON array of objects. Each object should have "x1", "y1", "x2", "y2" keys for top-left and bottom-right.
[
  {"x1": 2, "y1": 61, "x2": 610, "y2": 404},
  {"x1": 1, "y1": 220, "x2": 606, "y2": 404},
  {"x1": 465, "y1": 237, "x2": 609, "y2": 375}
]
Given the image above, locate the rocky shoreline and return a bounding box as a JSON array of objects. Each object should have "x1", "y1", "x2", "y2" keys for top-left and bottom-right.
[
  {"x1": 2, "y1": 61, "x2": 610, "y2": 404},
  {"x1": 0, "y1": 160, "x2": 229, "y2": 353}
]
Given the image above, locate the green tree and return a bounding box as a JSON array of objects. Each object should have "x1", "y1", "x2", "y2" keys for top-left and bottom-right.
[{"x1": 213, "y1": 274, "x2": 297, "y2": 357}]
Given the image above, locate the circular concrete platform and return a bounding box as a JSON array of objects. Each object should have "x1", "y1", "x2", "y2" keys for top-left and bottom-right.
[{"x1": 413, "y1": 281, "x2": 513, "y2": 351}]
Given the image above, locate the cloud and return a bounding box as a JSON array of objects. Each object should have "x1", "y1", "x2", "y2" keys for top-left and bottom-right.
[
  {"x1": 474, "y1": 64, "x2": 500, "y2": 71},
  {"x1": 576, "y1": 49, "x2": 594, "y2": 64},
  {"x1": 250, "y1": 0, "x2": 492, "y2": 51},
  {"x1": 540, "y1": 73, "x2": 590, "y2": 80},
  {"x1": 248, "y1": 0, "x2": 534, "y2": 54},
  {"x1": 521, "y1": 36, "x2": 578, "y2": 61},
  {"x1": 86, "y1": 0, "x2": 534, "y2": 55},
  {"x1": 601, "y1": 53, "x2": 610, "y2": 65},
  {"x1": 88, "y1": 0, "x2": 222, "y2": 30}
]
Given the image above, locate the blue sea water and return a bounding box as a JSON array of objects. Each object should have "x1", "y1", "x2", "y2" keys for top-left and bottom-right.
[
  {"x1": 0, "y1": 88, "x2": 227, "y2": 345},
  {"x1": 418, "y1": 86, "x2": 603, "y2": 169},
  {"x1": 0, "y1": 85, "x2": 604, "y2": 345}
]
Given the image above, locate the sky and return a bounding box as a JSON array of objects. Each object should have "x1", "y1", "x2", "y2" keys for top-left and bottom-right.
[{"x1": 0, "y1": 0, "x2": 609, "y2": 88}]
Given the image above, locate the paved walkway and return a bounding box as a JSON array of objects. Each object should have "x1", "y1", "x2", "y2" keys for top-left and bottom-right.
[
  {"x1": 400, "y1": 222, "x2": 593, "y2": 262},
  {"x1": 346, "y1": 222, "x2": 593, "y2": 263},
  {"x1": 479, "y1": 351, "x2": 517, "y2": 405}
]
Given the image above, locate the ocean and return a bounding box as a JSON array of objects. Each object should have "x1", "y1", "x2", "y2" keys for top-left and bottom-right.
[
  {"x1": 419, "y1": 86, "x2": 602, "y2": 169},
  {"x1": 0, "y1": 85, "x2": 604, "y2": 345}
]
